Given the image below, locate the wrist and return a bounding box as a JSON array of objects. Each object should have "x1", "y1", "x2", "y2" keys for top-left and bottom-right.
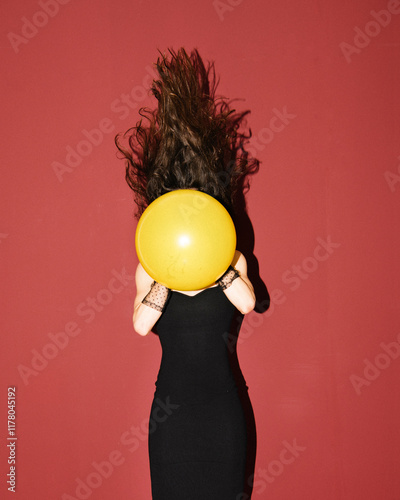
[
  {"x1": 142, "y1": 281, "x2": 171, "y2": 312},
  {"x1": 216, "y1": 265, "x2": 240, "y2": 290}
]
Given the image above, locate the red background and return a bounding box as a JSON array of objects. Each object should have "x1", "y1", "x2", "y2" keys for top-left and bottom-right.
[{"x1": 1, "y1": 0, "x2": 400, "y2": 499}]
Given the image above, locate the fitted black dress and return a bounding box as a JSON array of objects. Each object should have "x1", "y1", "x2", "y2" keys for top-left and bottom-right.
[{"x1": 148, "y1": 285, "x2": 247, "y2": 499}]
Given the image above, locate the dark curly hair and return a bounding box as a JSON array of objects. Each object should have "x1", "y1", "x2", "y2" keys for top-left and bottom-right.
[{"x1": 115, "y1": 47, "x2": 258, "y2": 217}]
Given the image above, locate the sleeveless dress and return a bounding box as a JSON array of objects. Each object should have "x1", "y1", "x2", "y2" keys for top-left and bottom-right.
[{"x1": 148, "y1": 286, "x2": 247, "y2": 499}]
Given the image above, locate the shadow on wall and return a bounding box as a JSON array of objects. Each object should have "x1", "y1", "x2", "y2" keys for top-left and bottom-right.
[
  {"x1": 229, "y1": 111, "x2": 270, "y2": 498},
  {"x1": 229, "y1": 197, "x2": 269, "y2": 498},
  {"x1": 229, "y1": 106, "x2": 270, "y2": 313}
]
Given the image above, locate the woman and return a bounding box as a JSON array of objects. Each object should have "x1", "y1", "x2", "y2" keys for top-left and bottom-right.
[{"x1": 116, "y1": 48, "x2": 257, "y2": 499}]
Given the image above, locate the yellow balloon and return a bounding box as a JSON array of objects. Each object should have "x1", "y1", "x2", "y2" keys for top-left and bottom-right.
[{"x1": 135, "y1": 190, "x2": 236, "y2": 291}]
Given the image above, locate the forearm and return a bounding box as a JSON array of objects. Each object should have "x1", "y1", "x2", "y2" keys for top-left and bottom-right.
[
  {"x1": 222, "y1": 276, "x2": 255, "y2": 314},
  {"x1": 133, "y1": 280, "x2": 170, "y2": 336},
  {"x1": 133, "y1": 303, "x2": 163, "y2": 336},
  {"x1": 217, "y1": 265, "x2": 256, "y2": 315}
]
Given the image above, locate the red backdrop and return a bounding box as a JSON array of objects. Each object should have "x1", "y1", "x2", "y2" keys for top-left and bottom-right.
[{"x1": 2, "y1": 0, "x2": 400, "y2": 499}]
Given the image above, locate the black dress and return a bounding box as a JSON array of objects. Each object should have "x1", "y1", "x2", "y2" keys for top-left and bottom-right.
[{"x1": 148, "y1": 286, "x2": 247, "y2": 499}]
